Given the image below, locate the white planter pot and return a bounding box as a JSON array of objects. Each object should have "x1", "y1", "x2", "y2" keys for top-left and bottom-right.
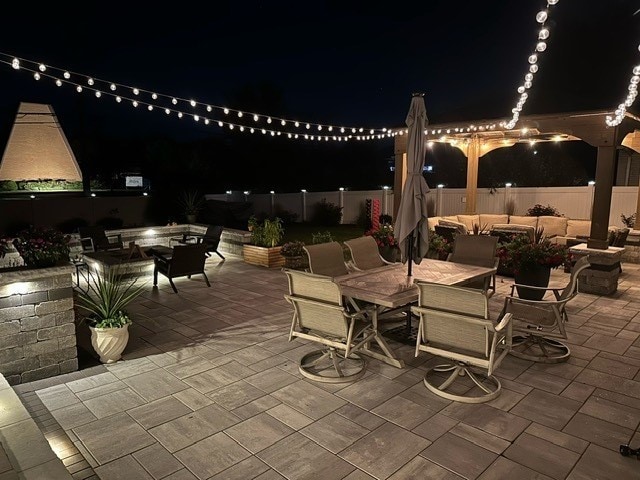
[{"x1": 89, "y1": 324, "x2": 130, "y2": 364}]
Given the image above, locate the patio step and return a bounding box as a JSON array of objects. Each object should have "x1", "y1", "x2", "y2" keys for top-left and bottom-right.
[{"x1": 0, "y1": 374, "x2": 72, "y2": 479}]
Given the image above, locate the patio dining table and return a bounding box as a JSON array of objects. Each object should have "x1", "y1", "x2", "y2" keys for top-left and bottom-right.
[{"x1": 334, "y1": 258, "x2": 497, "y2": 368}]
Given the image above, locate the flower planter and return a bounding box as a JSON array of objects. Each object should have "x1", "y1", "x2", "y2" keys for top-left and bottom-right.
[
  {"x1": 90, "y1": 324, "x2": 130, "y2": 364},
  {"x1": 243, "y1": 245, "x2": 285, "y2": 268},
  {"x1": 514, "y1": 265, "x2": 551, "y2": 301}
]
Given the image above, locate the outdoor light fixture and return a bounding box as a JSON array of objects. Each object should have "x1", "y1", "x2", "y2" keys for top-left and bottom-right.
[
  {"x1": 301, "y1": 189, "x2": 307, "y2": 193},
  {"x1": 243, "y1": 191, "x2": 250, "y2": 195},
  {"x1": 437, "y1": 184, "x2": 444, "y2": 188},
  {"x1": 270, "y1": 190, "x2": 275, "y2": 194},
  {"x1": 143, "y1": 192, "x2": 148, "y2": 196},
  {"x1": 90, "y1": 193, "x2": 96, "y2": 197},
  {"x1": 505, "y1": 183, "x2": 512, "y2": 187},
  {"x1": 226, "y1": 190, "x2": 232, "y2": 194},
  {"x1": 382, "y1": 186, "x2": 389, "y2": 190},
  {"x1": 339, "y1": 187, "x2": 345, "y2": 191},
  {"x1": 588, "y1": 180, "x2": 596, "y2": 186},
  {"x1": 30, "y1": 194, "x2": 35, "y2": 199}
]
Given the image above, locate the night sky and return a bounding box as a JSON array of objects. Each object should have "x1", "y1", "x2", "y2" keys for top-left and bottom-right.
[{"x1": 0, "y1": 0, "x2": 639, "y2": 192}]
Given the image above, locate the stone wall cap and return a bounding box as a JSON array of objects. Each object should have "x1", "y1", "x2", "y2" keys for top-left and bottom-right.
[{"x1": 0, "y1": 265, "x2": 73, "y2": 286}]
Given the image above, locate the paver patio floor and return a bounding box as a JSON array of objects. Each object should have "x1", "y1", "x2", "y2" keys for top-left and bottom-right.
[{"x1": 12, "y1": 253, "x2": 640, "y2": 480}]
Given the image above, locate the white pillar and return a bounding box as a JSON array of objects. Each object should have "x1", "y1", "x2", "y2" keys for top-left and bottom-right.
[
  {"x1": 382, "y1": 186, "x2": 390, "y2": 216},
  {"x1": 338, "y1": 188, "x2": 345, "y2": 224},
  {"x1": 504, "y1": 183, "x2": 512, "y2": 214},
  {"x1": 588, "y1": 181, "x2": 596, "y2": 220},
  {"x1": 436, "y1": 184, "x2": 444, "y2": 216}
]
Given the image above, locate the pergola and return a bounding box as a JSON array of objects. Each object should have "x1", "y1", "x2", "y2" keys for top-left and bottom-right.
[{"x1": 393, "y1": 109, "x2": 640, "y2": 250}]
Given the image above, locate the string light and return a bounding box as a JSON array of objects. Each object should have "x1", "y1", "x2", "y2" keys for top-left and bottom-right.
[
  {"x1": 606, "y1": 44, "x2": 640, "y2": 127},
  {"x1": 505, "y1": 0, "x2": 560, "y2": 130},
  {"x1": 0, "y1": 52, "x2": 390, "y2": 143}
]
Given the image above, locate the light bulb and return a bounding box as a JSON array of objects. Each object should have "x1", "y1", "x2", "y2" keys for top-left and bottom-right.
[
  {"x1": 178, "y1": 112, "x2": 183, "y2": 118},
  {"x1": 38, "y1": 63, "x2": 46, "y2": 72},
  {"x1": 76, "y1": 86, "x2": 83, "y2": 92},
  {"x1": 11, "y1": 58, "x2": 19, "y2": 69},
  {"x1": 281, "y1": 120, "x2": 286, "y2": 126},
  {"x1": 525, "y1": 73, "x2": 533, "y2": 82},
  {"x1": 548, "y1": 0, "x2": 559, "y2": 4},
  {"x1": 206, "y1": 105, "x2": 212, "y2": 112},
  {"x1": 536, "y1": 11, "x2": 548, "y2": 23},
  {"x1": 267, "y1": 117, "x2": 273, "y2": 123},
  {"x1": 528, "y1": 54, "x2": 538, "y2": 64},
  {"x1": 536, "y1": 42, "x2": 546, "y2": 52},
  {"x1": 132, "y1": 100, "x2": 138, "y2": 107},
  {"x1": 55, "y1": 79, "x2": 62, "y2": 87},
  {"x1": 238, "y1": 111, "x2": 243, "y2": 117},
  {"x1": 223, "y1": 108, "x2": 229, "y2": 114},
  {"x1": 147, "y1": 105, "x2": 153, "y2": 111},
  {"x1": 116, "y1": 96, "x2": 122, "y2": 102},
  {"x1": 64, "y1": 71, "x2": 70, "y2": 79},
  {"x1": 517, "y1": 86, "x2": 525, "y2": 93},
  {"x1": 151, "y1": 93, "x2": 158, "y2": 99},
  {"x1": 95, "y1": 91, "x2": 101, "y2": 98},
  {"x1": 87, "y1": 78, "x2": 94, "y2": 85},
  {"x1": 133, "y1": 88, "x2": 139, "y2": 95},
  {"x1": 190, "y1": 100, "x2": 196, "y2": 107},
  {"x1": 538, "y1": 28, "x2": 550, "y2": 40},
  {"x1": 529, "y1": 64, "x2": 539, "y2": 73},
  {"x1": 33, "y1": 72, "x2": 40, "y2": 80},
  {"x1": 253, "y1": 114, "x2": 259, "y2": 121},
  {"x1": 172, "y1": 98, "x2": 177, "y2": 105},
  {"x1": 165, "y1": 108, "x2": 170, "y2": 114},
  {"x1": 194, "y1": 115, "x2": 199, "y2": 121},
  {"x1": 110, "y1": 83, "x2": 116, "y2": 91}
]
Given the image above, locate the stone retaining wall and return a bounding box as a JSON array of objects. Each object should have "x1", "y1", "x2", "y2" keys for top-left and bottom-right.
[{"x1": 0, "y1": 267, "x2": 78, "y2": 385}]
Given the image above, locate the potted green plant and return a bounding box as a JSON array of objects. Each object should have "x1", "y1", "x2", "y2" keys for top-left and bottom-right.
[
  {"x1": 497, "y1": 231, "x2": 570, "y2": 300},
  {"x1": 281, "y1": 240, "x2": 307, "y2": 269},
  {"x1": 179, "y1": 190, "x2": 205, "y2": 223},
  {"x1": 76, "y1": 269, "x2": 146, "y2": 363},
  {"x1": 1, "y1": 226, "x2": 70, "y2": 269},
  {"x1": 243, "y1": 217, "x2": 285, "y2": 267}
]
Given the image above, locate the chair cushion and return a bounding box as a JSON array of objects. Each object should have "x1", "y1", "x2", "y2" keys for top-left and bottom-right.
[
  {"x1": 479, "y1": 214, "x2": 509, "y2": 230},
  {"x1": 508, "y1": 215, "x2": 539, "y2": 228},
  {"x1": 537, "y1": 216, "x2": 568, "y2": 238},
  {"x1": 456, "y1": 215, "x2": 480, "y2": 232},
  {"x1": 442, "y1": 216, "x2": 460, "y2": 223},
  {"x1": 439, "y1": 220, "x2": 468, "y2": 235},
  {"x1": 566, "y1": 219, "x2": 591, "y2": 237}
]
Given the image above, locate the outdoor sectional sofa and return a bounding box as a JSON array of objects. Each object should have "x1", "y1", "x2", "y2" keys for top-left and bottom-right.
[{"x1": 428, "y1": 214, "x2": 618, "y2": 245}]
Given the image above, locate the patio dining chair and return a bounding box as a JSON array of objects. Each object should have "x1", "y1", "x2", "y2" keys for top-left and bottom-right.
[
  {"x1": 499, "y1": 255, "x2": 591, "y2": 363},
  {"x1": 411, "y1": 281, "x2": 512, "y2": 403},
  {"x1": 344, "y1": 235, "x2": 394, "y2": 271},
  {"x1": 303, "y1": 241, "x2": 349, "y2": 277},
  {"x1": 197, "y1": 224, "x2": 225, "y2": 260},
  {"x1": 447, "y1": 234, "x2": 499, "y2": 298},
  {"x1": 283, "y1": 268, "x2": 376, "y2": 383},
  {"x1": 78, "y1": 226, "x2": 124, "y2": 253}
]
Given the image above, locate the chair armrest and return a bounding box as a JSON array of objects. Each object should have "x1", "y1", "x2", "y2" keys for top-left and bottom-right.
[
  {"x1": 505, "y1": 295, "x2": 565, "y2": 306},
  {"x1": 495, "y1": 312, "x2": 512, "y2": 332},
  {"x1": 79, "y1": 237, "x2": 95, "y2": 252}
]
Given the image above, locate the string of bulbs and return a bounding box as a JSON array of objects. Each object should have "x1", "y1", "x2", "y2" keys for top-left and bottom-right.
[{"x1": 606, "y1": 44, "x2": 640, "y2": 127}]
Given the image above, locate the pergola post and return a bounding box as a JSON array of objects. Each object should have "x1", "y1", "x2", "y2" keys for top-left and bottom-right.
[
  {"x1": 465, "y1": 136, "x2": 480, "y2": 214},
  {"x1": 587, "y1": 145, "x2": 617, "y2": 249}
]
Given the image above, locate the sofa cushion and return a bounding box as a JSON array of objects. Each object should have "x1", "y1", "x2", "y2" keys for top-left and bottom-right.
[
  {"x1": 427, "y1": 216, "x2": 442, "y2": 230},
  {"x1": 442, "y1": 215, "x2": 460, "y2": 223},
  {"x1": 566, "y1": 219, "x2": 591, "y2": 237},
  {"x1": 508, "y1": 215, "x2": 539, "y2": 228},
  {"x1": 479, "y1": 214, "x2": 509, "y2": 230},
  {"x1": 456, "y1": 215, "x2": 480, "y2": 232},
  {"x1": 439, "y1": 219, "x2": 468, "y2": 235},
  {"x1": 537, "y1": 216, "x2": 568, "y2": 238}
]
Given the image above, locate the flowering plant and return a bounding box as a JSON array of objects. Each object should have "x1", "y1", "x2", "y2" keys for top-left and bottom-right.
[
  {"x1": 365, "y1": 224, "x2": 397, "y2": 248},
  {"x1": 497, "y1": 233, "x2": 570, "y2": 274},
  {"x1": 428, "y1": 232, "x2": 453, "y2": 260},
  {"x1": 280, "y1": 240, "x2": 306, "y2": 257},
  {"x1": 3, "y1": 227, "x2": 70, "y2": 268}
]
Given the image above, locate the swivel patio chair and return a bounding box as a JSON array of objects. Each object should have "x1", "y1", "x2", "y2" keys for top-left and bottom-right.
[
  {"x1": 303, "y1": 241, "x2": 349, "y2": 277},
  {"x1": 344, "y1": 235, "x2": 394, "y2": 271},
  {"x1": 283, "y1": 268, "x2": 376, "y2": 383},
  {"x1": 447, "y1": 234, "x2": 499, "y2": 298},
  {"x1": 153, "y1": 243, "x2": 210, "y2": 294},
  {"x1": 499, "y1": 255, "x2": 591, "y2": 363},
  {"x1": 411, "y1": 281, "x2": 512, "y2": 403}
]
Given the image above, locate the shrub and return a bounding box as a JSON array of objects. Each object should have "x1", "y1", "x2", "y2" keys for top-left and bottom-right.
[
  {"x1": 312, "y1": 231, "x2": 334, "y2": 244},
  {"x1": 311, "y1": 198, "x2": 342, "y2": 226},
  {"x1": 526, "y1": 204, "x2": 562, "y2": 217},
  {"x1": 0, "y1": 180, "x2": 18, "y2": 191}
]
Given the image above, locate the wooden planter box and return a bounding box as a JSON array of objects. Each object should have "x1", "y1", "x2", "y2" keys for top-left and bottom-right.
[{"x1": 243, "y1": 245, "x2": 285, "y2": 268}]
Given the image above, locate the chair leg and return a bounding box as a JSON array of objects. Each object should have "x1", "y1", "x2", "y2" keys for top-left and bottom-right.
[
  {"x1": 169, "y1": 279, "x2": 178, "y2": 294},
  {"x1": 202, "y1": 273, "x2": 211, "y2": 287},
  {"x1": 153, "y1": 267, "x2": 158, "y2": 286},
  {"x1": 215, "y1": 250, "x2": 225, "y2": 260}
]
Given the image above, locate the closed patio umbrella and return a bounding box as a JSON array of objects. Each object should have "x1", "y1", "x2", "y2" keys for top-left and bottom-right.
[{"x1": 394, "y1": 93, "x2": 430, "y2": 281}]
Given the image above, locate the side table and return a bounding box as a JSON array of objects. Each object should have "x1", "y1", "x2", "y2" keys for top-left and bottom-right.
[{"x1": 70, "y1": 259, "x2": 89, "y2": 291}]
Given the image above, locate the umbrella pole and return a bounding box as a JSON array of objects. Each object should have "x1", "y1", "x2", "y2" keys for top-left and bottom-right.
[{"x1": 406, "y1": 232, "x2": 414, "y2": 336}]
